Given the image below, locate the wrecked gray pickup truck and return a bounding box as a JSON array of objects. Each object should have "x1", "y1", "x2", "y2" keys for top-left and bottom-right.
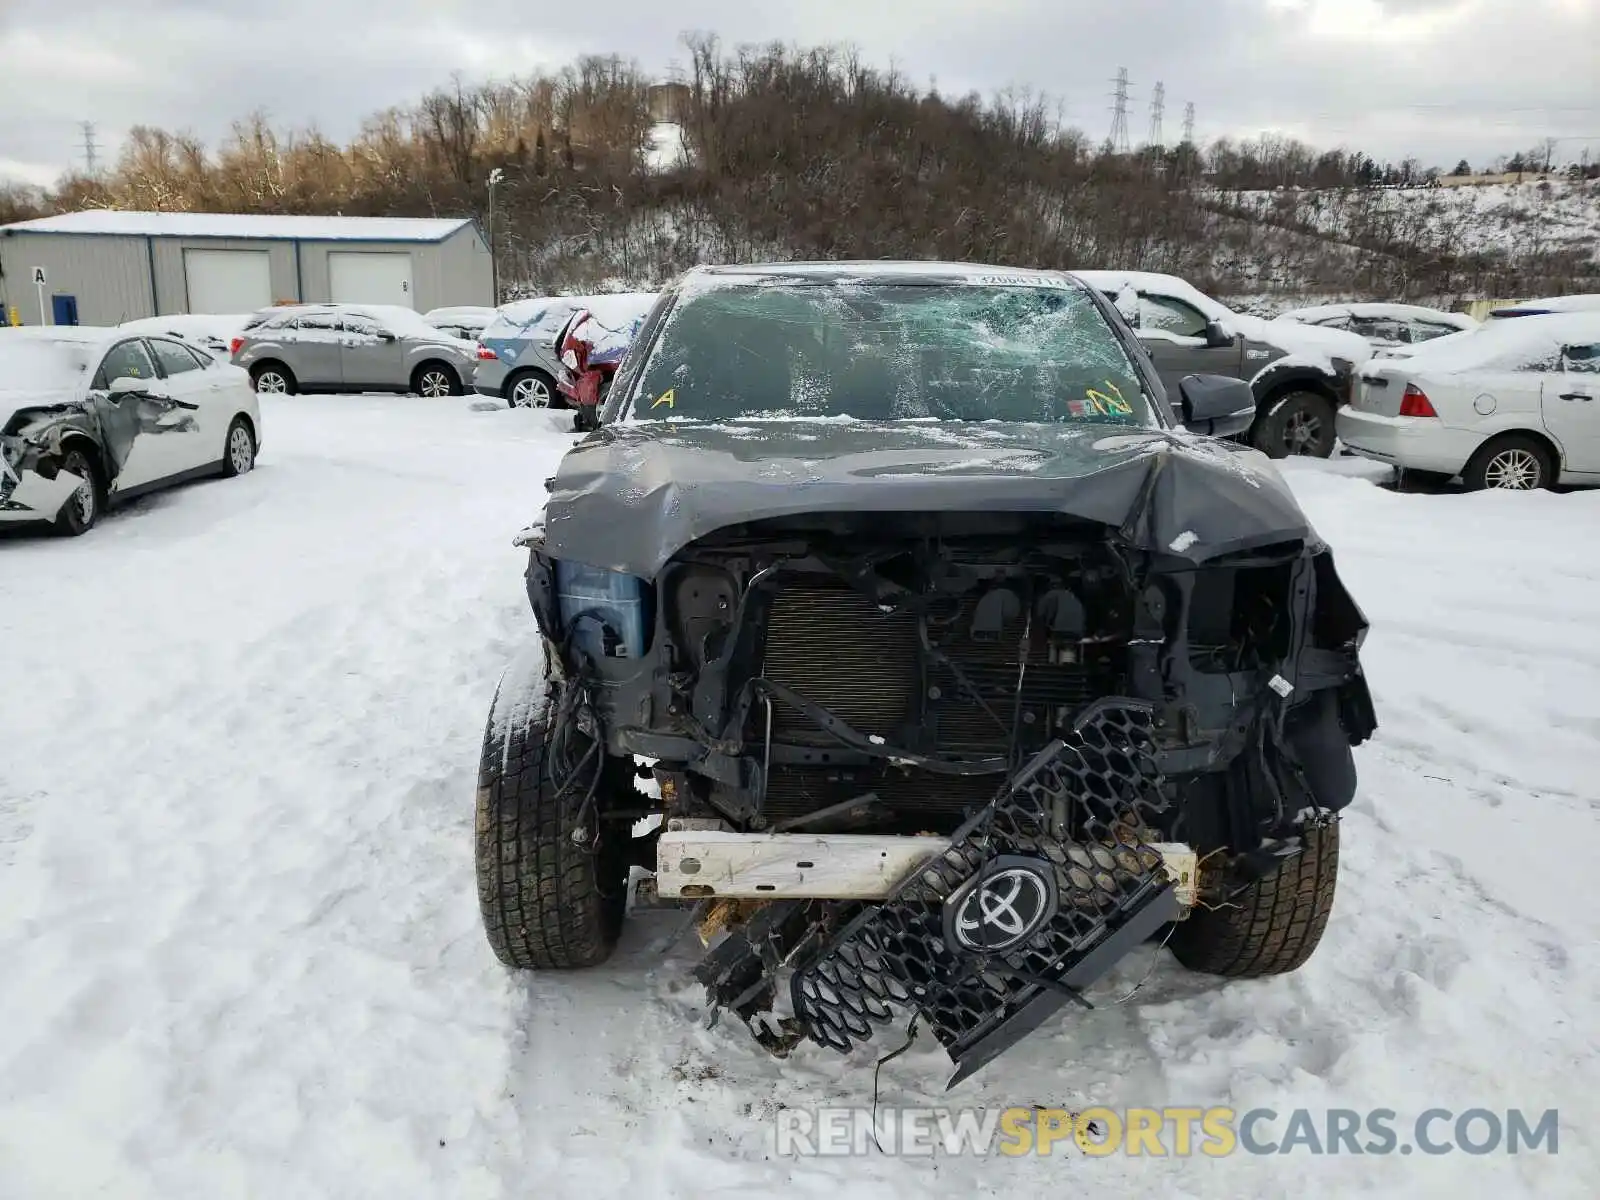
[{"x1": 475, "y1": 262, "x2": 1377, "y2": 1087}]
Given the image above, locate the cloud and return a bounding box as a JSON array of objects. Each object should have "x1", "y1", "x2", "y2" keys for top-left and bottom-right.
[{"x1": 0, "y1": 0, "x2": 1593, "y2": 186}]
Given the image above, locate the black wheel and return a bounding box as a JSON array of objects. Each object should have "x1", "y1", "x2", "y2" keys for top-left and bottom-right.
[
  {"x1": 1463, "y1": 433, "x2": 1553, "y2": 491},
  {"x1": 222, "y1": 416, "x2": 256, "y2": 478},
  {"x1": 475, "y1": 670, "x2": 629, "y2": 970},
  {"x1": 51, "y1": 447, "x2": 101, "y2": 537},
  {"x1": 413, "y1": 363, "x2": 461, "y2": 398},
  {"x1": 1171, "y1": 819, "x2": 1339, "y2": 977},
  {"x1": 506, "y1": 369, "x2": 559, "y2": 409},
  {"x1": 1252, "y1": 391, "x2": 1336, "y2": 459},
  {"x1": 250, "y1": 362, "x2": 296, "y2": 395}
]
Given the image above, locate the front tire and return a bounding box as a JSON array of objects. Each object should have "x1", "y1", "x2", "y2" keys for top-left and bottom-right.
[
  {"x1": 475, "y1": 674, "x2": 628, "y2": 970},
  {"x1": 1171, "y1": 819, "x2": 1340, "y2": 977},
  {"x1": 1252, "y1": 391, "x2": 1336, "y2": 459},
  {"x1": 1463, "y1": 434, "x2": 1552, "y2": 491},
  {"x1": 52, "y1": 447, "x2": 101, "y2": 537}
]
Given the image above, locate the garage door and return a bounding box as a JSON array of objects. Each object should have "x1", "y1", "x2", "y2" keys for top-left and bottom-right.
[
  {"x1": 184, "y1": 249, "x2": 272, "y2": 313},
  {"x1": 328, "y1": 252, "x2": 414, "y2": 308}
]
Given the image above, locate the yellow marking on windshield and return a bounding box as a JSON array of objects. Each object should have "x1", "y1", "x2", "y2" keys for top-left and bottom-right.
[
  {"x1": 651, "y1": 388, "x2": 676, "y2": 409},
  {"x1": 1084, "y1": 379, "x2": 1132, "y2": 416}
]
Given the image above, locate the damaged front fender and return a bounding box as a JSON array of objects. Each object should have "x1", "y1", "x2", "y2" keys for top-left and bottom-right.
[{"x1": 0, "y1": 404, "x2": 100, "y2": 523}]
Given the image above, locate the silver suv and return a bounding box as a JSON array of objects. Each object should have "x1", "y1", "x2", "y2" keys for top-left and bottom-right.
[{"x1": 231, "y1": 304, "x2": 479, "y2": 397}]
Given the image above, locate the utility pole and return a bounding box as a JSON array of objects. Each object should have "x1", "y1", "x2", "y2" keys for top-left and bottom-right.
[
  {"x1": 79, "y1": 121, "x2": 99, "y2": 176},
  {"x1": 1148, "y1": 82, "x2": 1165, "y2": 148},
  {"x1": 1183, "y1": 102, "x2": 1196, "y2": 146},
  {"x1": 487, "y1": 167, "x2": 504, "y2": 304},
  {"x1": 1108, "y1": 68, "x2": 1131, "y2": 155}
]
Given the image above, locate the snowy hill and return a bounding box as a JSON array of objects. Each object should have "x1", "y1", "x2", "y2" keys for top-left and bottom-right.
[{"x1": 1216, "y1": 178, "x2": 1600, "y2": 267}]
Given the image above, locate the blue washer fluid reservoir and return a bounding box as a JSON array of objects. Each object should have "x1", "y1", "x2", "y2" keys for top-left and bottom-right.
[{"x1": 554, "y1": 561, "x2": 650, "y2": 659}]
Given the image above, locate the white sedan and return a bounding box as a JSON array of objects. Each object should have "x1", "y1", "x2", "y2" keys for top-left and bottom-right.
[
  {"x1": 1, "y1": 326, "x2": 261, "y2": 534},
  {"x1": 1337, "y1": 312, "x2": 1600, "y2": 490}
]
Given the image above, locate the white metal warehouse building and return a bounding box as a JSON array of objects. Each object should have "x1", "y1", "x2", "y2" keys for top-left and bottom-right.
[{"x1": 0, "y1": 211, "x2": 492, "y2": 326}]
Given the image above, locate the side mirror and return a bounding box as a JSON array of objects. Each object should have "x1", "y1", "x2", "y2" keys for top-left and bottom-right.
[
  {"x1": 109, "y1": 375, "x2": 156, "y2": 397},
  {"x1": 377, "y1": 331, "x2": 397, "y2": 342},
  {"x1": 1203, "y1": 319, "x2": 1234, "y2": 349},
  {"x1": 1178, "y1": 374, "x2": 1256, "y2": 439}
]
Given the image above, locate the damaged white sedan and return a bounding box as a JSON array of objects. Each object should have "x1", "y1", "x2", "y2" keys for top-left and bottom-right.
[{"x1": 1, "y1": 327, "x2": 261, "y2": 535}]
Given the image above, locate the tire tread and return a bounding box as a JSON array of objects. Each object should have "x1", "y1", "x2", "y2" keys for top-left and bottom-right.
[
  {"x1": 1171, "y1": 819, "x2": 1339, "y2": 977},
  {"x1": 475, "y1": 687, "x2": 621, "y2": 970}
]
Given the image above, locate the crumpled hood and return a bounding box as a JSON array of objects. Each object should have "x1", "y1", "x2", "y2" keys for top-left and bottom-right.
[
  {"x1": 534, "y1": 419, "x2": 1317, "y2": 577},
  {"x1": 0, "y1": 388, "x2": 81, "y2": 438}
]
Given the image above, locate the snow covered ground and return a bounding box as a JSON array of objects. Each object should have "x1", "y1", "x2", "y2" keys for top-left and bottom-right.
[{"x1": 1, "y1": 398, "x2": 1596, "y2": 1198}]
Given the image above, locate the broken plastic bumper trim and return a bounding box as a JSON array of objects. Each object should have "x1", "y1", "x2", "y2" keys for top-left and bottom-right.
[{"x1": 0, "y1": 467, "x2": 80, "y2": 522}]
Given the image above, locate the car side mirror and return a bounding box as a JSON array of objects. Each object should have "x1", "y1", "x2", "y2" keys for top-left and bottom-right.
[
  {"x1": 377, "y1": 331, "x2": 397, "y2": 342},
  {"x1": 1178, "y1": 374, "x2": 1256, "y2": 438},
  {"x1": 1203, "y1": 319, "x2": 1234, "y2": 349},
  {"x1": 109, "y1": 375, "x2": 156, "y2": 397}
]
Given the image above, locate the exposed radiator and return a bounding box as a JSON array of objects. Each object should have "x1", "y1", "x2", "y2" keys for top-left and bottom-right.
[{"x1": 757, "y1": 575, "x2": 1104, "y2": 822}]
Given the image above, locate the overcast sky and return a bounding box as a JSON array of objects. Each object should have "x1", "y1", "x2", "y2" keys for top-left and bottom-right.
[{"x1": 0, "y1": 0, "x2": 1595, "y2": 187}]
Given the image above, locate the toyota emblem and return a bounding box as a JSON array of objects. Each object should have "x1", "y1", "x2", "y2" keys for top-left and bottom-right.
[{"x1": 944, "y1": 857, "x2": 1058, "y2": 954}]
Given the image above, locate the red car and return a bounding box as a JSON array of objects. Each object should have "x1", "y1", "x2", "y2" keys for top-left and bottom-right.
[{"x1": 553, "y1": 294, "x2": 658, "y2": 429}]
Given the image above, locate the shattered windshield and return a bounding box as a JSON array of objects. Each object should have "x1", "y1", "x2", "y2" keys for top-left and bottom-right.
[{"x1": 627, "y1": 281, "x2": 1155, "y2": 426}]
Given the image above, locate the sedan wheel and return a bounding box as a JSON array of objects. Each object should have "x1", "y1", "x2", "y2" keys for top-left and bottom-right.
[
  {"x1": 1464, "y1": 434, "x2": 1552, "y2": 492},
  {"x1": 510, "y1": 374, "x2": 552, "y2": 408},
  {"x1": 418, "y1": 369, "x2": 455, "y2": 398},
  {"x1": 53, "y1": 449, "x2": 98, "y2": 536},
  {"x1": 224, "y1": 419, "x2": 256, "y2": 477},
  {"x1": 1482, "y1": 448, "x2": 1543, "y2": 490}
]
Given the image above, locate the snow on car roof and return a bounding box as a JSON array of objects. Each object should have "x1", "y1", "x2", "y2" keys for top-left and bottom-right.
[
  {"x1": 690, "y1": 262, "x2": 1080, "y2": 289},
  {"x1": 289, "y1": 304, "x2": 478, "y2": 346},
  {"x1": 423, "y1": 306, "x2": 497, "y2": 325},
  {"x1": 1070, "y1": 270, "x2": 1233, "y2": 321},
  {"x1": 116, "y1": 314, "x2": 250, "y2": 342},
  {"x1": 1, "y1": 210, "x2": 471, "y2": 243},
  {"x1": 1278, "y1": 303, "x2": 1478, "y2": 330},
  {"x1": 573, "y1": 292, "x2": 659, "y2": 328},
  {"x1": 491, "y1": 296, "x2": 581, "y2": 329},
  {"x1": 1364, "y1": 311, "x2": 1600, "y2": 374},
  {"x1": 1488, "y1": 294, "x2": 1600, "y2": 318}
]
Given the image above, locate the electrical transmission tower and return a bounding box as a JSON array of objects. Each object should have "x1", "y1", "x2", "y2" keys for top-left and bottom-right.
[
  {"x1": 79, "y1": 121, "x2": 99, "y2": 176},
  {"x1": 1183, "y1": 102, "x2": 1196, "y2": 146},
  {"x1": 1107, "y1": 68, "x2": 1132, "y2": 154},
  {"x1": 1148, "y1": 82, "x2": 1165, "y2": 148}
]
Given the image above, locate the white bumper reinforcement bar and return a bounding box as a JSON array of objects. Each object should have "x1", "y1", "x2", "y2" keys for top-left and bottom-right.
[{"x1": 655, "y1": 830, "x2": 1198, "y2": 907}]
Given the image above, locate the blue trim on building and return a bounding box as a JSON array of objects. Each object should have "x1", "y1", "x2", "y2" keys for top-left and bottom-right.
[{"x1": 293, "y1": 240, "x2": 304, "y2": 301}]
